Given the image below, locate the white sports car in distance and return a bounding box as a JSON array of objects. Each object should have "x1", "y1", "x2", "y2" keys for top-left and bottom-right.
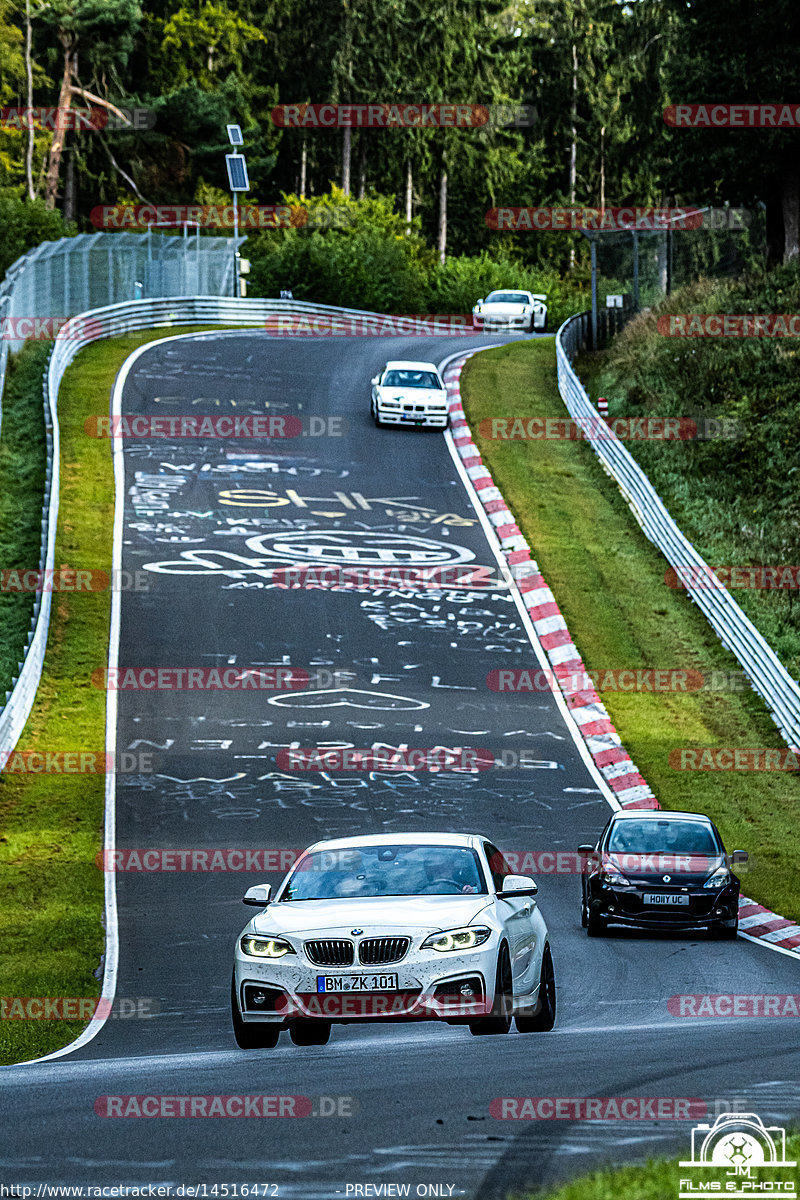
[
  {"x1": 232, "y1": 832, "x2": 555, "y2": 1048},
  {"x1": 370, "y1": 360, "x2": 449, "y2": 428},
  {"x1": 472, "y1": 289, "x2": 548, "y2": 332}
]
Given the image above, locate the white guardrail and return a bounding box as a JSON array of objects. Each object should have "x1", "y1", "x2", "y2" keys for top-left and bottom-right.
[
  {"x1": 0, "y1": 295, "x2": 467, "y2": 760},
  {"x1": 557, "y1": 311, "x2": 800, "y2": 751}
]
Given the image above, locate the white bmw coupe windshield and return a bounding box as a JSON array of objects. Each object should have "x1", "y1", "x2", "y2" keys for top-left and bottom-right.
[
  {"x1": 382, "y1": 370, "x2": 441, "y2": 389},
  {"x1": 278, "y1": 844, "x2": 488, "y2": 901}
]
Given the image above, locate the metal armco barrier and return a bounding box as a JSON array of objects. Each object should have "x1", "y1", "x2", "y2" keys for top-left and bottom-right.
[
  {"x1": 556, "y1": 311, "x2": 800, "y2": 751},
  {"x1": 0, "y1": 296, "x2": 465, "y2": 763}
]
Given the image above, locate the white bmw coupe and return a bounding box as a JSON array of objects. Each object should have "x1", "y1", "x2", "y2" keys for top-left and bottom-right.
[
  {"x1": 370, "y1": 360, "x2": 450, "y2": 428},
  {"x1": 472, "y1": 289, "x2": 548, "y2": 332},
  {"x1": 232, "y1": 832, "x2": 555, "y2": 1048}
]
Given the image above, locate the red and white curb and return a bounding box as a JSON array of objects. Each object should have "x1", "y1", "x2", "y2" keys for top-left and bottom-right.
[{"x1": 442, "y1": 351, "x2": 800, "y2": 959}]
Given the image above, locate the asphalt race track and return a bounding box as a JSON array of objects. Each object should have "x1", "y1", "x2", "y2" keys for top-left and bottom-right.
[{"x1": 2, "y1": 330, "x2": 799, "y2": 1199}]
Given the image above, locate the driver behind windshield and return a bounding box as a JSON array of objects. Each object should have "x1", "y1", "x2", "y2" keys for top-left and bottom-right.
[
  {"x1": 419, "y1": 849, "x2": 480, "y2": 894},
  {"x1": 280, "y1": 844, "x2": 486, "y2": 901}
]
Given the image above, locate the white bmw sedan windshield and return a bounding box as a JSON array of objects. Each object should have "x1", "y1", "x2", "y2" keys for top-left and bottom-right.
[
  {"x1": 382, "y1": 370, "x2": 441, "y2": 389},
  {"x1": 278, "y1": 844, "x2": 488, "y2": 901}
]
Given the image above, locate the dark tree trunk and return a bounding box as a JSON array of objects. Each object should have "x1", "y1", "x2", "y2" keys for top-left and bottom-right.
[
  {"x1": 342, "y1": 127, "x2": 351, "y2": 195},
  {"x1": 44, "y1": 34, "x2": 76, "y2": 209},
  {"x1": 437, "y1": 162, "x2": 447, "y2": 264},
  {"x1": 63, "y1": 146, "x2": 75, "y2": 222}
]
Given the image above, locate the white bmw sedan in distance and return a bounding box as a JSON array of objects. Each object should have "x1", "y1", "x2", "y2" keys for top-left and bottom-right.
[
  {"x1": 472, "y1": 289, "x2": 548, "y2": 332},
  {"x1": 232, "y1": 832, "x2": 555, "y2": 1048},
  {"x1": 370, "y1": 360, "x2": 449, "y2": 428}
]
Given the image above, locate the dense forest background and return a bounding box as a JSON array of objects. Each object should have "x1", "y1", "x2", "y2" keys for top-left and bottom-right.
[{"x1": 1, "y1": 0, "x2": 800, "y2": 279}]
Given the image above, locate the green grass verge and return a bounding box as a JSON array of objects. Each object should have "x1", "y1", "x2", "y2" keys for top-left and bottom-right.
[
  {"x1": 460, "y1": 339, "x2": 800, "y2": 922},
  {"x1": 0, "y1": 342, "x2": 49, "y2": 698},
  {"x1": 0, "y1": 324, "x2": 250, "y2": 1065},
  {"x1": 513, "y1": 1133, "x2": 800, "y2": 1200}
]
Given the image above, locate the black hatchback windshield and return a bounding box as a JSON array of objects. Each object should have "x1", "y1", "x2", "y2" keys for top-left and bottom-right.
[
  {"x1": 607, "y1": 819, "x2": 720, "y2": 856},
  {"x1": 278, "y1": 844, "x2": 488, "y2": 901}
]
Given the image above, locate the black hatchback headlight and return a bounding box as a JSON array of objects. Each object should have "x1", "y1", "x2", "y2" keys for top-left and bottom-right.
[
  {"x1": 703, "y1": 867, "x2": 732, "y2": 890},
  {"x1": 600, "y1": 870, "x2": 632, "y2": 887}
]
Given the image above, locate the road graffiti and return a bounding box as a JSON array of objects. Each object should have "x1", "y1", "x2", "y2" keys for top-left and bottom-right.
[{"x1": 266, "y1": 687, "x2": 431, "y2": 711}]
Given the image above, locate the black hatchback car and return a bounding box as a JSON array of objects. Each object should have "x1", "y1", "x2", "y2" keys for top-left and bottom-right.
[{"x1": 579, "y1": 810, "x2": 747, "y2": 938}]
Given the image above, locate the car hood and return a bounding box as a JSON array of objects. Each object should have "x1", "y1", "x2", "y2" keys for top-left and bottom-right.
[
  {"x1": 603, "y1": 851, "x2": 728, "y2": 887},
  {"x1": 376, "y1": 388, "x2": 445, "y2": 402},
  {"x1": 251, "y1": 894, "x2": 493, "y2": 936}
]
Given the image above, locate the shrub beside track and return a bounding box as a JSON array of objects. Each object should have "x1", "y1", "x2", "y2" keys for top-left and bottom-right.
[{"x1": 0, "y1": 344, "x2": 48, "y2": 700}]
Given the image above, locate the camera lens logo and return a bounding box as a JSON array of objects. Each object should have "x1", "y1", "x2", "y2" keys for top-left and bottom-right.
[
  {"x1": 680, "y1": 1112, "x2": 796, "y2": 1169},
  {"x1": 724, "y1": 1138, "x2": 753, "y2": 1166}
]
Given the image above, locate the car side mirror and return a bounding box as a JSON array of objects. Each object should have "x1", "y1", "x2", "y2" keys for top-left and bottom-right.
[
  {"x1": 578, "y1": 844, "x2": 595, "y2": 853},
  {"x1": 501, "y1": 874, "x2": 538, "y2": 897},
  {"x1": 476, "y1": 299, "x2": 484, "y2": 306},
  {"x1": 730, "y1": 850, "x2": 748, "y2": 864},
  {"x1": 243, "y1": 884, "x2": 271, "y2": 906},
  {"x1": 370, "y1": 375, "x2": 379, "y2": 385}
]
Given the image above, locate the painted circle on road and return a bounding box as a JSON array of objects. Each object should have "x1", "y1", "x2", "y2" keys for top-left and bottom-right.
[{"x1": 245, "y1": 530, "x2": 476, "y2": 566}]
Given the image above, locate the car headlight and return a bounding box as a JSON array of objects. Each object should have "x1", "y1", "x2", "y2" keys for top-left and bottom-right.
[
  {"x1": 421, "y1": 926, "x2": 491, "y2": 952},
  {"x1": 703, "y1": 868, "x2": 731, "y2": 889},
  {"x1": 240, "y1": 935, "x2": 296, "y2": 958},
  {"x1": 601, "y1": 871, "x2": 632, "y2": 887}
]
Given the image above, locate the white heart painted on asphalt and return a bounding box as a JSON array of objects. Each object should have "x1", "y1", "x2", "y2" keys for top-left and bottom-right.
[{"x1": 267, "y1": 688, "x2": 430, "y2": 711}]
